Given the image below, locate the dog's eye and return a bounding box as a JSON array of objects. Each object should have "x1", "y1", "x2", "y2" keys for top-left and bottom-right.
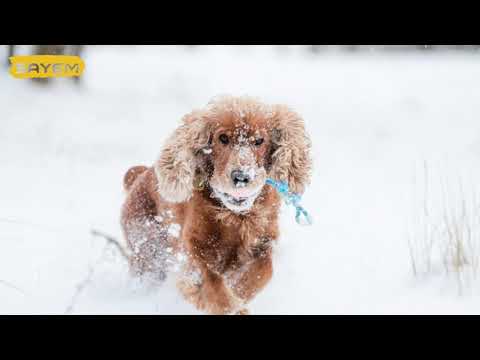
[
  {"x1": 219, "y1": 134, "x2": 229, "y2": 145},
  {"x1": 254, "y1": 138, "x2": 264, "y2": 146}
]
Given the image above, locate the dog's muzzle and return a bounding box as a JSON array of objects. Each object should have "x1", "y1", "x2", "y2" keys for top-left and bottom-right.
[
  {"x1": 212, "y1": 186, "x2": 262, "y2": 213},
  {"x1": 231, "y1": 169, "x2": 251, "y2": 188}
]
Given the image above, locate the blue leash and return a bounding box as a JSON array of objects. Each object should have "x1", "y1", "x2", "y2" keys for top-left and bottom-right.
[{"x1": 266, "y1": 178, "x2": 313, "y2": 226}]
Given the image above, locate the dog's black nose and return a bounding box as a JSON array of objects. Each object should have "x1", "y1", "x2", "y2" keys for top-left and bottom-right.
[{"x1": 231, "y1": 169, "x2": 251, "y2": 187}]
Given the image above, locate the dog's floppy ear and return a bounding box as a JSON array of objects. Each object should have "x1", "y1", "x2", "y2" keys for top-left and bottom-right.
[
  {"x1": 269, "y1": 105, "x2": 312, "y2": 194},
  {"x1": 154, "y1": 111, "x2": 210, "y2": 203}
]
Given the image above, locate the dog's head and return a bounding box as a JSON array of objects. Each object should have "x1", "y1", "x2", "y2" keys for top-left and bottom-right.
[{"x1": 154, "y1": 96, "x2": 312, "y2": 213}]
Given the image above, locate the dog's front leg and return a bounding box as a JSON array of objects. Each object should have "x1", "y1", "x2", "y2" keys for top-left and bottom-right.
[
  {"x1": 178, "y1": 264, "x2": 242, "y2": 315},
  {"x1": 201, "y1": 269, "x2": 243, "y2": 315},
  {"x1": 230, "y1": 255, "x2": 273, "y2": 304}
]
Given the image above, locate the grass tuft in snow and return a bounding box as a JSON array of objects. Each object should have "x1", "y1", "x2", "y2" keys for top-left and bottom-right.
[{"x1": 408, "y1": 161, "x2": 480, "y2": 295}]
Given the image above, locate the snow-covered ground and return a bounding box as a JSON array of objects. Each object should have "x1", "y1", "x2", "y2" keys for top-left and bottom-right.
[{"x1": 2, "y1": 45, "x2": 480, "y2": 314}]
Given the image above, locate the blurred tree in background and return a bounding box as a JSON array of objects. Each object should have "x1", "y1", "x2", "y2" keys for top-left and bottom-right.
[
  {"x1": 7, "y1": 45, "x2": 14, "y2": 63},
  {"x1": 308, "y1": 45, "x2": 480, "y2": 52},
  {"x1": 4, "y1": 45, "x2": 479, "y2": 74}
]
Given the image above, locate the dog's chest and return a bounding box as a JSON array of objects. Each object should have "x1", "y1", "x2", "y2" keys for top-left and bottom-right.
[
  {"x1": 188, "y1": 192, "x2": 277, "y2": 275},
  {"x1": 202, "y1": 224, "x2": 271, "y2": 275}
]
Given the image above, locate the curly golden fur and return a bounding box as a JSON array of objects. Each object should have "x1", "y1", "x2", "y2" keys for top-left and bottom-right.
[{"x1": 121, "y1": 95, "x2": 312, "y2": 314}]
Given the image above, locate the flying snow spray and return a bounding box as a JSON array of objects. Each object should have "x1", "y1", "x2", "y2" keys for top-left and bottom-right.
[{"x1": 266, "y1": 178, "x2": 313, "y2": 226}]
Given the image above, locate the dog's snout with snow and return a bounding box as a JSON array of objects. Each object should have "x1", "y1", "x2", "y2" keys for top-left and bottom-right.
[{"x1": 231, "y1": 169, "x2": 251, "y2": 187}]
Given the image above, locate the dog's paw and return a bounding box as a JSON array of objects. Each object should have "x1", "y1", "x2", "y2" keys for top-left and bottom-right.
[
  {"x1": 234, "y1": 308, "x2": 249, "y2": 315},
  {"x1": 177, "y1": 276, "x2": 242, "y2": 315}
]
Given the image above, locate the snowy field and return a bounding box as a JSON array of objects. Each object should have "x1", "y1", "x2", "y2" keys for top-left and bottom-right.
[{"x1": 2, "y1": 45, "x2": 480, "y2": 314}]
